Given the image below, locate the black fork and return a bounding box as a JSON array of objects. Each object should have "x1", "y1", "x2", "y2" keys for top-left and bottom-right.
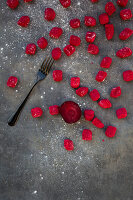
[{"x1": 8, "y1": 57, "x2": 54, "y2": 126}]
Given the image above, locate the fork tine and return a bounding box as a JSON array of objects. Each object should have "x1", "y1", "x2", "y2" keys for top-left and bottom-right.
[
  {"x1": 42, "y1": 57, "x2": 52, "y2": 73},
  {"x1": 41, "y1": 57, "x2": 50, "y2": 71},
  {"x1": 40, "y1": 57, "x2": 54, "y2": 75},
  {"x1": 46, "y1": 59, "x2": 54, "y2": 74},
  {"x1": 43, "y1": 58, "x2": 54, "y2": 74},
  {"x1": 40, "y1": 58, "x2": 47, "y2": 70}
]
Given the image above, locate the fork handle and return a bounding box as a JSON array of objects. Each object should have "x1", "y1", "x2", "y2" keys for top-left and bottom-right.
[{"x1": 8, "y1": 81, "x2": 38, "y2": 126}]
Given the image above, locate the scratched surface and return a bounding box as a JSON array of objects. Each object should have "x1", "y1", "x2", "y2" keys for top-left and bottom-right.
[{"x1": 0, "y1": 0, "x2": 133, "y2": 199}]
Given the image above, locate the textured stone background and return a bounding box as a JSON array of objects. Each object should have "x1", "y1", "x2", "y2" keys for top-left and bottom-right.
[{"x1": 0, "y1": 0, "x2": 133, "y2": 199}]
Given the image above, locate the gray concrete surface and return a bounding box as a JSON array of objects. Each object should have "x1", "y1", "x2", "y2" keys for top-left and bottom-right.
[{"x1": 0, "y1": 0, "x2": 133, "y2": 199}]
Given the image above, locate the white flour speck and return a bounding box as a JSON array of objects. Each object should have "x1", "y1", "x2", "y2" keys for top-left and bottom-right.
[
  {"x1": 40, "y1": 174, "x2": 44, "y2": 180},
  {"x1": 79, "y1": 156, "x2": 82, "y2": 160},
  {"x1": 0, "y1": 48, "x2": 3, "y2": 53},
  {"x1": 32, "y1": 190, "x2": 37, "y2": 194}
]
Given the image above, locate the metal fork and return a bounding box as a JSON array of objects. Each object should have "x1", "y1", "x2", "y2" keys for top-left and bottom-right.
[{"x1": 8, "y1": 57, "x2": 54, "y2": 126}]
